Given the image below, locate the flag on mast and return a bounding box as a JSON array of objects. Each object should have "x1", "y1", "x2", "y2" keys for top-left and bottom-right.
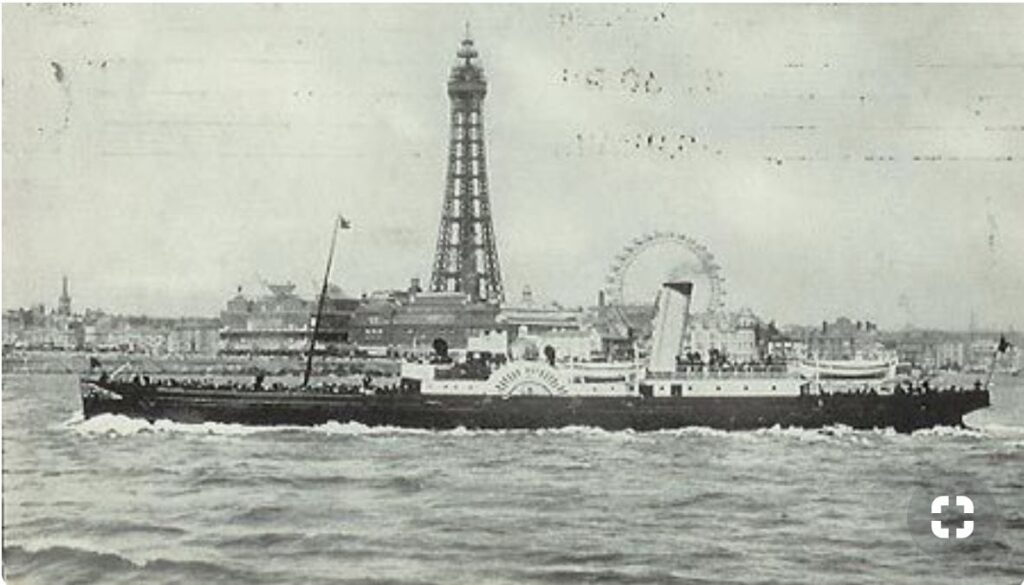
[
  {"x1": 997, "y1": 335, "x2": 1012, "y2": 353},
  {"x1": 338, "y1": 215, "x2": 352, "y2": 229}
]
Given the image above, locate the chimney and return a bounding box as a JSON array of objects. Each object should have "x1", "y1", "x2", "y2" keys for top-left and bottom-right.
[
  {"x1": 597, "y1": 290, "x2": 606, "y2": 309},
  {"x1": 409, "y1": 277, "x2": 422, "y2": 294},
  {"x1": 648, "y1": 281, "x2": 693, "y2": 374}
]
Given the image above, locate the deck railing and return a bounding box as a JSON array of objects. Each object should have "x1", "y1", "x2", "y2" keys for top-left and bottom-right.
[{"x1": 646, "y1": 365, "x2": 791, "y2": 380}]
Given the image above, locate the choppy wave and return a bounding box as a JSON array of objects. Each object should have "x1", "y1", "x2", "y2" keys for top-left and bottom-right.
[
  {"x1": 2, "y1": 543, "x2": 284, "y2": 585},
  {"x1": 3, "y1": 541, "x2": 404, "y2": 585},
  {"x1": 3, "y1": 543, "x2": 138, "y2": 577}
]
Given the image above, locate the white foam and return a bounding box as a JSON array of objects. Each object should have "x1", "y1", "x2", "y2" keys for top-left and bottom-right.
[
  {"x1": 652, "y1": 424, "x2": 850, "y2": 443},
  {"x1": 64, "y1": 413, "x2": 1021, "y2": 443},
  {"x1": 909, "y1": 425, "x2": 987, "y2": 439},
  {"x1": 67, "y1": 414, "x2": 159, "y2": 436},
  {"x1": 534, "y1": 425, "x2": 637, "y2": 439},
  {"x1": 68, "y1": 414, "x2": 289, "y2": 437},
  {"x1": 313, "y1": 420, "x2": 435, "y2": 436},
  {"x1": 656, "y1": 426, "x2": 734, "y2": 439},
  {"x1": 753, "y1": 424, "x2": 837, "y2": 443},
  {"x1": 67, "y1": 415, "x2": 463, "y2": 438}
]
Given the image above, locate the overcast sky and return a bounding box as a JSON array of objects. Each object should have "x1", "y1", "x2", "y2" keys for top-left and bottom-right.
[{"x1": 3, "y1": 4, "x2": 1022, "y2": 330}]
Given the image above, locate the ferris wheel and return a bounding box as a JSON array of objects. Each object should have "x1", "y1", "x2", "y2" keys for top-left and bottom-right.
[{"x1": 604, "y1": 231, "x2": 726, "y2": 315}]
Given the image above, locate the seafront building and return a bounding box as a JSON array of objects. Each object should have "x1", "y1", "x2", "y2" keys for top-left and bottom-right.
[
  {"x1": 4, "y1": 35, "x2": 1019, "y2": 374},
  {"x1": 500, "y1": 287, "x2": 597, "y2": 361},
  {"x1": 683, "y1": 309, "x2": 761, "y2": 364},
  {"x1": 219, "y1": 282, "x2": 358, "y2": 355},
  {"x1": 800, "y1": 317, "x2": 883, "y2": 360},
  {"x1": 2, "y1": 303, "x2": 82, "y2": 350},
  {"x1": 350, "y1": 289, "x2": 501, "y2": 354},
  {"x1": 3, "y1": 269, "x2": 1018, "y2": 372},
  {"x1": 1, "y1": 279, "x2": 220, "y2": 355}
]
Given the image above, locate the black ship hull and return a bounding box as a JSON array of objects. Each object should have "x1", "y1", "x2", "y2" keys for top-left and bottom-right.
[{"x1": 80, "y1": 379, "x2": 990, "y2": 433}]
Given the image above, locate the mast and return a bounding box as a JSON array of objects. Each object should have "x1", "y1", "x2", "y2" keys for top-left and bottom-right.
[
  {"x1": 303, "y1": 215, "x2": 350, "y2": 386},
  {"x1": 983, "y1": 334, "x2": 1011, "y2": 390}
]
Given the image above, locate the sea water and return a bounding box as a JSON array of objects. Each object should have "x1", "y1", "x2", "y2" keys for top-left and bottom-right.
[{"x1": 2, "y1": 373, "x2": 1021, "y2": 585}]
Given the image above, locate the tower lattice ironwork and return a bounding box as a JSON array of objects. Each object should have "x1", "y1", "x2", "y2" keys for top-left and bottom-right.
[{"x1": 429, "y1": 35, "x2": 504, "y2": 303}]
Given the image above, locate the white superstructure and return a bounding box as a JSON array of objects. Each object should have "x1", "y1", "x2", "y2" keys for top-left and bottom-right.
[{"x1": 401, "y1": 281, "x2": 808, "y2": 398}]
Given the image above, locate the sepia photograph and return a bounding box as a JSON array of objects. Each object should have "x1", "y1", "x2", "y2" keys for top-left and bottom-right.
[{"x1": 1, "y1": 4, "x2": 1022, "y2": 584}]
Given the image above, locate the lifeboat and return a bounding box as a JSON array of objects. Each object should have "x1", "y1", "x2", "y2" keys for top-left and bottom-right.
[{"x1": 797, "y1": 358, "x2": 896, "y2": 380}]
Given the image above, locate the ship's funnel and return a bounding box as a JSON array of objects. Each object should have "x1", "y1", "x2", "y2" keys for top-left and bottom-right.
[{"x1": 648, "y1": 282, "x2": 693, "y2": 374}]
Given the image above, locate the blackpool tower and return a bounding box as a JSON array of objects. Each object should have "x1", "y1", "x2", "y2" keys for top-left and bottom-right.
[{"x1": 429, "y1": 35, "x2": 505, "y2": 303}]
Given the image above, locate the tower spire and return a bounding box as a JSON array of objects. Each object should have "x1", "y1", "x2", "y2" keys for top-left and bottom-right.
[
  {"x1": 58, "y1": 274, "x2": 72, "y2": 316},
  {"x1": 429, "y1": 34, "x2": 504, "y2": 303}
]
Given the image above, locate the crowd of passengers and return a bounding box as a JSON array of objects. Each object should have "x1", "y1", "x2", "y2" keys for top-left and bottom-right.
[
  {"x1": 815, "y1": 379, "x2": 985, "y2": 396},
  {"x1": 106, "y1": 372, "x2": 384, "y2": 395},
  {"x1": 676, "y1": 350, "x2": 787, "y2": 372},
  {"x1": 891, "y1": 379, "x2": 984, "y2": 394}
]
